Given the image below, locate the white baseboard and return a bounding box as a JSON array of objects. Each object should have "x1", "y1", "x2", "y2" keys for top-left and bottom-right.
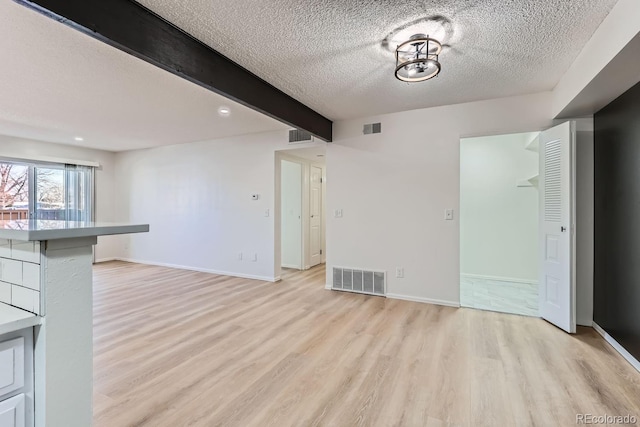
[
  {"x1": 115, "y1": 258, "x2": 280, "y2": 283},
  {"x1": 94, "y1": 257, "x2": 118, "y2": 263},
  {"x1": 460, "y1": 273, "x2": 538, "y2": 285},
  {"x1": 386, "y1": 293, "x2": 460, "y2": 308},
  {"x1": 281, "y1": 263, "x2": 302, "y2": 270},
  {"x1": 592, "y1": 322, "x2": 640, "y2": 373}
]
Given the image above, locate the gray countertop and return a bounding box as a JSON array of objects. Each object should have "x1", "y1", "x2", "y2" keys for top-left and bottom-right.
[
  {"x1": 0, "y1": 220, "x2": 149, "y2": 241},
  {"x1": 0, "y1": 303, "x2": 41, "y2": 335}
]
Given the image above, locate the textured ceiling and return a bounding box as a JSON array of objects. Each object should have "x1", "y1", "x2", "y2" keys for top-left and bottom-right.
[
  {"x1": 0, "y1": 0, "x2": 619, "y2": 151},
  {"x1": 0, "y1": 1, "x2": 287, "y2": 152},
  {"x1": 137, "y1": 0, "x2": 617, "y2": 120}
]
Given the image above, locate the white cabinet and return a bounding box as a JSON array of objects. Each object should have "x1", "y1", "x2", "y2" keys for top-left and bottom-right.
[
  {"x1": 0, "y1": 333, "x2": 30, "y2": 427},
  {"x1": 0, "y1": 338, "x2": 24, "y2": 398},
  {"x1": 0, "y1": 394, "x2": 25, "y2": 427}
]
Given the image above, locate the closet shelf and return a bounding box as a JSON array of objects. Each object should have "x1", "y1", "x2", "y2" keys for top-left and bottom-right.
[{"x1": 517, "y1": 174, "x2": 539, "y2": 188}]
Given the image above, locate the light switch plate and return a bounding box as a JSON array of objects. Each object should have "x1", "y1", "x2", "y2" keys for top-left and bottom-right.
[{"x1": 445, "y1": 209, "x2": 454, "y2": 220}]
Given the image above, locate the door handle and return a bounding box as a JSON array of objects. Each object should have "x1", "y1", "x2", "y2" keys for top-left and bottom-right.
[{"x1": 561, "y1": 226, "x2": 566, "y2": 232}]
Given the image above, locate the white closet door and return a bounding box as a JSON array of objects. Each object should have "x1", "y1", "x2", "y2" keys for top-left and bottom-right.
[{"x1": 539, "y1": 121, "x2": 576, "y2": 333}]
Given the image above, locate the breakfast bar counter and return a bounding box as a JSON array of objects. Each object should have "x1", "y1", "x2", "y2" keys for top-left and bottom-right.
[{"x1": 0, "y1": 220, "x2": 149, "y2": 427}]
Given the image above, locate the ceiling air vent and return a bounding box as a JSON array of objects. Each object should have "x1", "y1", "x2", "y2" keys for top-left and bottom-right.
[
  {"x1": 363, "y1": 122, "x2": 382, "y2": 135},
  {"x1": 289, "y1": 129, "x2": 314, "y2": 144}
]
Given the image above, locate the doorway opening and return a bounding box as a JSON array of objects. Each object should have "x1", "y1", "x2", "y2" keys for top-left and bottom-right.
[
  {"x1": 277, "y1": 146, "x2": 326, "y2": 274},
  {"x1": 460, "y1": 132, "x2": 540, "y2": 317}
]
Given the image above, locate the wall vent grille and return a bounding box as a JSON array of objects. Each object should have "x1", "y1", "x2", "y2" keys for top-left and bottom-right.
[
  {"x1": 332, "y1": 267, "x2": 386, "y2": 296},
  {"x1": 363, "y1": 122, "x2": 382, "y2": 135},
  {"x1": 289, "y1": 129, "x2": 314, "y2": 144}
]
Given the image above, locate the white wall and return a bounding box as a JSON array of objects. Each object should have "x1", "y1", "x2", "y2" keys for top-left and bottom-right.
[
  {"x1": 110, "y1": 91, "x2": 594, "y2": 319},
  {"x1": 114, "y1": 130, "x2": 325, "y2": 281},
  {"x1": 327, "y1": 92, "x2": 555, "y2": 305},
  {"x1": 460, "y1": 133, "x2": 539, "y2": 282},
  {"x1": 281, "y1": 160, "x2": 302, "y2": 269},
  {"x1": 0, "y1": 135, "x2": 118, "y2": 260},
  {"x1": 552, "y1": 0, "x2": 640, "y2": 117},
  {"x1": 110, "y1": 90, "x2": 594, "y2": 316}
]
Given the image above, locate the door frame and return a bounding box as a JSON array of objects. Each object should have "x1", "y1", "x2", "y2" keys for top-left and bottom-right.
[
  {"x1": 308, "y1": 163, "x2": 325, "y2": 269},
  {"x1": 458, "y1": 125, "x2": 577, "y2": 330},
  {"x1": 274, "y1": 151, "x2": 326, "y2": 277},
  {"x1": 279, "y1": 157, "x2": 304, "y2": 270},
  {"x1": 306, "y1": 161, "x2": 326, "y2": 267}
]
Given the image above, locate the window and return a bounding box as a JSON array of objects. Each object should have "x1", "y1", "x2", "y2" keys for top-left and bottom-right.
[
  {"x1": 0, "y1": 160, "x2": 94, "y2": 222},
  {"x1": 0, "y1": 163, "x2": 28, "y2": 216}
]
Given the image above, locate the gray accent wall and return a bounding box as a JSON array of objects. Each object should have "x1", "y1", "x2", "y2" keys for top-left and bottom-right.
[{"x1": 594, "y1": 80, "x2": 640, "y2": 361}]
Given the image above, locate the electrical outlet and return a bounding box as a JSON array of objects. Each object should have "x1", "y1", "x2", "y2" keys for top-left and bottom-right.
[
  {"x1": 395, "y1": 267, "x2": 404, "y2": 278},
  {"x1": 238, "y1": 252, "x2": 243, "y2": 261},
  {"x1": 334, "y1": 209, "x2": 343, "y2": 218},
  {"x1": 445, "y1": 209, "x2": 454, "y2": 220}
]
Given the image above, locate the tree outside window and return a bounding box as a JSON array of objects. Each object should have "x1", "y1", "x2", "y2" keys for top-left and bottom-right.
[{"x1": 0, "y1": 163, "x2": 28, "y2": 209}]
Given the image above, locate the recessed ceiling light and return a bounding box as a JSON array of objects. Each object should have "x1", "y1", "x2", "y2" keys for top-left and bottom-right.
[
  {"x1": 74, "y1": 136, "x2": 84, "y2": 141},
  {"x1": 317, "y1": 154, "x2": 325, "y2": 157},
  {"x1": 218, "y1": 106, "x2": 231, "y2": 117}
]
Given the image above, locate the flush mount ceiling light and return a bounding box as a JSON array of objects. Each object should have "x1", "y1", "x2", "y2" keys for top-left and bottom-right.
[
  {"x1": 74, "y1": 136, "x2": 84, "y2": 141},
  {"x1": 395, "y1": 34, "x2": 442, "y2": 82},
  {"x1": 218, "y1": 106, "x2": 231, "y2": 117}
]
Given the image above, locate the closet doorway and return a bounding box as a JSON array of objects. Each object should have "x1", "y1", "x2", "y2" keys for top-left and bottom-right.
[{"x1": 460, "y1": 132, "x2": 540, "y2": 316}]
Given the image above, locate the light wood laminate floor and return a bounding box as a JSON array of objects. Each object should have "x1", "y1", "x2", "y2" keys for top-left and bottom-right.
[{"x1": 93, "y1": 262, "x2": 640, "y2": 427}]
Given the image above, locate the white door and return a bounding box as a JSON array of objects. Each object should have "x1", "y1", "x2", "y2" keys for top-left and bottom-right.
[
  {"x1": 539, "y1": 121, "x2": 576, "y2": 333},
  {"x1": 309, "y1": 166, "x2": 323, "y2": 267}
]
